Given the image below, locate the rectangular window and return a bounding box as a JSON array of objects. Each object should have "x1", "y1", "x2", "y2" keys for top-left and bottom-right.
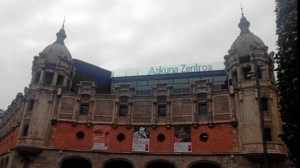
[
  {"x1": 197, "y1": 93, "x2": 207, "y2": 101},
  {"x1": 174, "y1": 78, "x2": 188, "y2": 84},
  {"x1": 137, "y1": 81, "x2": 148, "y2": 86},
  {"x1": 81, "y1": 94, "x2": 90, "y2": 101},
  {"x1": 239, "y1": 56, "x2": 250, "y2": 63},
  {"x1": 136, "y1": 89, "x2": 152, "y2": 95},
  {"x1": 243, "y1": 67, "x2": 252, "y2": 81},
  {"x1": 119, "y1": 105, "x2": 128, "y2": 116},
  {"x1": 80, "y1": 103, "x2": 89, "y2": 115},
  {"x1": 119, "y1": 96, "x2": 129, "y2": 104},
  {"x1": 198, "y1": 103, "x2": 208, "y2": 115},
  {"x1": 232, "y1": 72, "x2": 237, "y2": 84},
  {"x1": 258, "y1": 66, "x2": 264, "y2": 79},
  {"x1": 56, "y1": 75, "x2": 64, "y2": 86},
  {"x1": 158, "y1": 105, "x2": 166, "y2": 117},
  {"x1": 34, "y1": 72, "x2": 41, "y2": 83},
  {"x1": 213, "y1": 76, "x2": 226, "y2": 83},
  {"x1": 22, "y1": 125, "x2": 29, "y2": 137},
  {"x1": 157, "y1": 96, "x2": 167, "y2": 117},
  {"x1": 159, "y1": 79, "x2": 173, "y2": 84},
  {"x1": 148, "y1": 80, "x2": 158, "y2": 86},
  {"x1": 28, "y1": 100, "x2": 34, "y2": 111},
  {"x1": 261, "y1": 97, "x2": 268, "y2": 111},
  {"x1": 264, "y1": 127, "x2": 272, "y2": 141},
  {"x1": 44, "y1": 72, "x2": 54, "y2": 84},
  {"x1": 188, "y1": 77, "x2": 201, "y2": 83}
]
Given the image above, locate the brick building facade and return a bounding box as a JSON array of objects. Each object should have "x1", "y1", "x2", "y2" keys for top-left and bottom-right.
[{"x1": 0, "y1": 15, "x2": 289, "y2": 168}]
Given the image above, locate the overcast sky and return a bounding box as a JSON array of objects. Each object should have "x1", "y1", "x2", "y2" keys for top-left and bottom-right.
[{"x1": 0, "y1": 0, "x2": 277, "y2": 109}]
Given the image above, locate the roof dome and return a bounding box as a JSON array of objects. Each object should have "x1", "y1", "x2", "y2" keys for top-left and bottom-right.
[
  {"x1": 41, "y1": 27, "x2": 72, "y2": 64},
  {"x1": 229, "y1": 15, "x2": 265, "y2": 57}
]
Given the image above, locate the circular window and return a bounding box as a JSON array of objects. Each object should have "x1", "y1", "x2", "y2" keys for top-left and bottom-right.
[
  {"x1": 117, "y1": 133, "x2": 125, "y2": 141},
  {"x1": 200, "y1": 133, "x2": 208, "y2": 142},
  {"x1": 157, "y1": 134, "x2": 166, "y2": 142},
  {"x1": 76, "y1": 131, "x2": 85, "y2": 140}
]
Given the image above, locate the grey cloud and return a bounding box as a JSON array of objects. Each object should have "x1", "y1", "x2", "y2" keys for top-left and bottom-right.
[{"x1": 0, "y1": 0, "x2": 277, "y2": 109}]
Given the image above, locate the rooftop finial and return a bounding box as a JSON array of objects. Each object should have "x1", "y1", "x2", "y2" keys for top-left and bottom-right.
[
  {"x1": 55, "y1": 18, "x2": 67, "y2": 44},
  {"x1": 240, "y1": 3, "x2": 244, "y2": 16},
  {"x1": 62, "y1": 17, "x2": 65, "y2": 29},
  {"x1": 238, "y1": 4, "x2": 250, "y2": 35}
]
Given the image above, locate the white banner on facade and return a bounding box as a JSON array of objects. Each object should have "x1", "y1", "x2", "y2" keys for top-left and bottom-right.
[
  {"x1": 92, "y1": 125, "x2": 110, "y2": 150},
  {"x1": 174, "y1": 125, "x2": 192, "y2": 152},
  {"x1": 132, "y1": 126, "x2": 150, "y2": 152}
]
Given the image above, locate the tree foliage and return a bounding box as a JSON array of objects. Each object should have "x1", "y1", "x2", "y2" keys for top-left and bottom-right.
[{"x1": 275, "y1": 0, "x2": 299, "y2": 167}]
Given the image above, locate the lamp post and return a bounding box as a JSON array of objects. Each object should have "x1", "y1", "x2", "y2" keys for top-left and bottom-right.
[{"x1": 250, "y1": 60, "x2": 268, "y2": 168}]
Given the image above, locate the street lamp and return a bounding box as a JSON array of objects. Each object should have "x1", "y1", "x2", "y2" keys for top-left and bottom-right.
[{"x1": 248, "y1": 60, "x2": 268, "y2": 168}]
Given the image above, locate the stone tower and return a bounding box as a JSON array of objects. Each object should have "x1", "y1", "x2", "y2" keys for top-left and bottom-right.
[
  {"x1": 224, "y1": 14, "x2": 284, "y2": 162},
  {"x1": 17, "y1": 25, "x2": 75, "y2": 149}
]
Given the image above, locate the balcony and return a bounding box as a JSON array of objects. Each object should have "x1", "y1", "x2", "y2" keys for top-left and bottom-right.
[{"x1": 242, "y1": 141, "x2": 287, "y2": 162}]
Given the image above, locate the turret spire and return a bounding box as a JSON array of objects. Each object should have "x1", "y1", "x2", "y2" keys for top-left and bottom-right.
[
  {"x1": 238, "y1": 6, "x2": 250, "y2": 35},
  {"x1": 55, "y1": 19, "x2": 67, "y2": 45},
  {"x1": 62, "y1": 17, "x2": 65, "y2": 29},
  {"x1": 240, "y1": 3, "x2": 244, "y2": 16}
]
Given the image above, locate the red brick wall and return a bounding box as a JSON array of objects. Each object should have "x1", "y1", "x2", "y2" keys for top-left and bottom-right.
[
  {"x1": 50, "y1": 122, "x2": 93, "y2": 150},
  {"x1": 192, "y1": 124, "x2": 234, "y2": 152},
  {"x1": 0, "y1": 127, "x2": 19, "y2": 154},
  {"x1": 49, "y1": 123, "x2": 234, "y2": 153},
  {"x1": 109, "y1": 126, "x2": 134, "y2": 151},
  {"x1": 149, "y1": 126, "x2": 174, "y2": 152}
]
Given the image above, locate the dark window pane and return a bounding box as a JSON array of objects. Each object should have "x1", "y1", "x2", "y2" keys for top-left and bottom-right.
[
  {"x1": 119, "y1": 105, "x2": 128, "y2": 116},
  {"x1": 174, "y1": 78, "x2": 188, "y2": 84},
  {"x1": 80, "y1": 103, "x2": 89, "y2": 115},
  {"x1": 264, "y1": 127, "x2": 272, "y2": 141},
  {"x1": 119, "y1": 96, "x2": 129, "y2": 103},
  {"x1": 239, "y1": 56, "x2": 250, "y2": 63},
  {"x1": 44, "y1": 72, "x2": 54, "y2": 84},
  {"x1": 198, "y1": 103, "x2": 208, "y2": 115},
  {"x1": 56, "y1": 75, "x2": 64, "y2": 86},
  {"x1": 243, "y1": 67, "x2": 252, "y2": 80},
  {"x1": 261, "y1": 97, "x2": 268, "y2": 111},
  {"x1": 34, "y1": 72, "x2": 41, "y2": 83},
  {"x1": 159, "y1": 79, "x2": 173, "y2": 84},
  {"x1": 81, "y1": 94, "x2": 90, "y2": 101},
  {"x1": 137, "y1": 81, "x2": 147, "y2": 86},
  {"x1": 157, "y1": 96, "x2": 167, "y2": 104},
  {"x1": 258, "y1": 66, "x2": 264, "y2": 79},
  {"x1": 197, "y1": 93, "x2": 207, "y2": 101},
  {"x1": 22, "y1": 125, "x2": 29, "y2": 137},
  {"x1": 28, "y1": 100, "x2": 34, "y2": 111},
  {"x1": 158, "y1": 105, "x2": 166, "y2": 117}
]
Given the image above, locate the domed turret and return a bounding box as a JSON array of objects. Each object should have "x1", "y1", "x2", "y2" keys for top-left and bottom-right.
[
  {"x1": 229, "y1": 15, "x2": 266, "y2": 57},
  {"x1": 41, "y1": 26, "x2": 72, "y2": 64},
  {"x1": 30, "y1": 24, "x2": 75, "y2": 89},
  {"x1": 224, "y1": 13, "x2": 273, "y2": 85}
]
